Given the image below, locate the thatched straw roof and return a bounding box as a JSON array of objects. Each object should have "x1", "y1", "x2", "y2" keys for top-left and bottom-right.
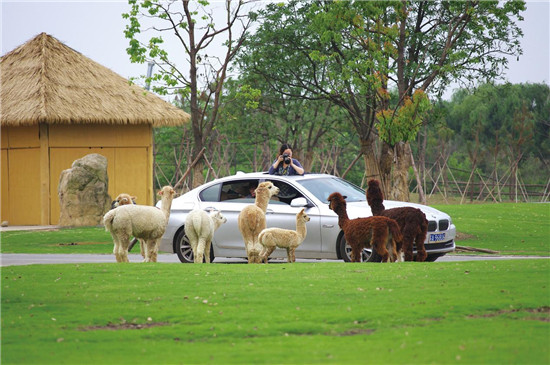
[{"x1": 0, "y1": 33, "x2": 189, "y2": 127}]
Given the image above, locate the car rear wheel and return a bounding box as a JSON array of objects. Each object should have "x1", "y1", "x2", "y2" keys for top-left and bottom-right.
[
  {"x1": 174, "y1": 229, "x2": 215, "y2": 263},
  {"x1": 337, "y1": 235, "x2": 371, "y2": 262}
]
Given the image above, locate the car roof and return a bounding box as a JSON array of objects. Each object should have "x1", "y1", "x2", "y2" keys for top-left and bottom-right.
[{"x1": 233, "y1": 171, "x2": 335, "y2": 181}]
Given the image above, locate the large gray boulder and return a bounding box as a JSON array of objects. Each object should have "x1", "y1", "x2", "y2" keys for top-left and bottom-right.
[{"x1": 58, "y1": 154, "x2": 111, "y2": 227}]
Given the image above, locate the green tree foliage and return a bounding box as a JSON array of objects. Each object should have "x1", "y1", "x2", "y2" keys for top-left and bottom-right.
[
  {"x1": 123, "y1": 0, "x2": 254, "y2": 188},
  {"x1": 236, "y1": 0, "x2": 526, "y2": 199},
  {"x1": 431, "y1": 82, "x2": 549, "y2": 186}
]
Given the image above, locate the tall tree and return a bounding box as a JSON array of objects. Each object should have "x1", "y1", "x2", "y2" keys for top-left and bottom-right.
[
  {"x1": 123, "y1": 0, "x2": 254, "y2": 187},
  {"x1": 381, "y1": 0, "x2": 525, "y2": 200},
  {"x1": 238, "y1": 0, "x2": 525, "y2": 200}
]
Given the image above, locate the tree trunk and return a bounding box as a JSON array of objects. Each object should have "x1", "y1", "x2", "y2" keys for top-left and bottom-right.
[
  {"x1": 192, "y1": 160, "x2": 205, "y2": 188},
  {"x1": 390, "y1": 142, "x2": 411, "y2": 201},
  {"x1": 361, "y1": 136, "x2": 382, "y2": 188},
  {"x1": 418, "y1": 124, "x2": 427, "y2": 203},
  {"x1": 303, "y1": 150, "x2": 314, "y2": 173}
]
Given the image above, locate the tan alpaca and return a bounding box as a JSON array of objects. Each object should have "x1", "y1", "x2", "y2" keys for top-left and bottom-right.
[
  {"x1": 259, "y1": 208, "x2": 310, "y2": 263},
  {"x1": 237, "y1": 181, "x2": 280, "y2": 263},
  {"x1": 103, "y1": 186, "x2": 176, "y2": 263}
]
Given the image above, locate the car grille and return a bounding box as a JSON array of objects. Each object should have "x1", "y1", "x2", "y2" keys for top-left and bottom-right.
[{"x1": 428, "y1": 219, "x2": 450, "y2": 232}]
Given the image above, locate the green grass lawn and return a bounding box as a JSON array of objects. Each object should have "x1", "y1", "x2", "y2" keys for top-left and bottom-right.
[
  {"x1": 0, "y1": 227, "x2": 113, "y2": 254},
  {"x1": 432, "y1": 203, "x2": 550, "y2": 256},
  {"x1": 2, "y1": 260, "x2": 549, "y2": 364}
]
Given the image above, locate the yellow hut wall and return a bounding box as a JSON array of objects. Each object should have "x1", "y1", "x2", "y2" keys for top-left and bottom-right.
[{"x1": 1, "y1": 124, "x2": 153, "y2": 225}]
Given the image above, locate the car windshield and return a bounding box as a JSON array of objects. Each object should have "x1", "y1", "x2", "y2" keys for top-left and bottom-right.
[{"x1": 299, "y1": 176, "x2": 366, "y2": 203}]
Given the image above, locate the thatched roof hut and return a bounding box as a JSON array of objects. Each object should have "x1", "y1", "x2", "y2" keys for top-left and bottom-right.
[
  {"x1": 0, "y1": 32, "x2": 189, "y2": 126},
  {"x1": 1, "y1": 33, "x2": 189, "y2": 225}
]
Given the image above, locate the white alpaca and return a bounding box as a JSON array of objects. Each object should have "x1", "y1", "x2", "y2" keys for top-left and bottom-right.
[
  {"x1": 103, "y1": 186, "x2": 176, "y2": 263},
  {"x1": 237, "y1": 181, "x2": 279, "y2": 263},
  {"x1": 259, "y1": 208, "x2": 310, "y2": 263},
  {"x1": 184, "y1": 209, "x2": 227, "y2": 264},
  {"x1": 110, "y1": 193, "x2": 144, "y2": 258}
]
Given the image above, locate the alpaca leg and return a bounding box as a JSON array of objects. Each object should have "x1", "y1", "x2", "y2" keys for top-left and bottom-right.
[
  {"x1": 286, "y1": 247, "x2": 292, "y2": 263},
  {"x1": 139, "y1": 239, "x2": 146, "y2": 259},
  {"x1": 145, "y1": 239, "x2": 158, "y2": 262},
  {"x1": 117, "y1": 233, "x2": 131, "y2": 263},
  {"x1": 250, "y1": 244, "x2": 261, "y2": 264},
  {"x1": 259, "y1": 247, "x2": 268, "y2": 263},
  {"x1": 351, "y1": 246, "x2": 362, "y2": 262},
  {"x1": 373, "y1": 239, "x2": 390, "y2": 262},
  {"x1": 195, "y1": 238, "x2": 206, "y2": 264},
  {"x1": 243, "y1": 239, "x2": 252, "y2": 263},
  {"x1": 150, "y1": 239, "x2": 160, "y2": 262},
  {"x1": 390, "y1": 241, "x2": 398, "y2": 262},
  {"x1": 288, "y1": 248, "x2": 296, "y2": 263},
  {"x1": 204, "y1": 241, "x2": 212, "y2": 264},
  {"x1": 395, "y1": 242, "x2": 404, "y2": 262},
  {"x1": 402, "y1": 237, "x2": 414, "y2": 262},
  {"x1": 263, "y1": 246, "x2": 276, "y2": 263},
  {"x1": 385, "y1": 236, "x2": 398, "y2": 263},
  {"x1": 373, "y1": 228, "x2": 390, "y2": 263},
  {"x1": 415, "y1": 233, "x2": 428, "y2": 262},
  {"x1": 112, "y1": 236, "x2": 123, "y2": 263}
]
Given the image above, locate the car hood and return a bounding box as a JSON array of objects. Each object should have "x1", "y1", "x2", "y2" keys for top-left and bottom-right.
[{"x1": 343, "y1": 200, "x2": 450, "y2": 221}]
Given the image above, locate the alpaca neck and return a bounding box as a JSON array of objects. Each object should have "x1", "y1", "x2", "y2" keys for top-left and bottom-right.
[
  {"x1": 254, "y1": 194, "x2": 270, "y2": 212},
  {"x1": 370, "y1": 202, "x2": 385, "y2": 216},
  {"x1": 334, "y1": 204, "x2": 349, "y2": 229},
  {"x1": 296, "y1": 218, "x2": 307, "y2": 239},
  {"x1": 160, "y1": 197, "x2": 173, "y2": 220}
]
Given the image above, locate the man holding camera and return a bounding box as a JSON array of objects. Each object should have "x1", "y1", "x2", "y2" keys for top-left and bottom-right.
[{"x1": 269, "y1": 143, "x2": 305, "y2": 176}]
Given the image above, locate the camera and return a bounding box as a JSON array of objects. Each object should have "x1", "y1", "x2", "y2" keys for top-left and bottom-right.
[{"x1": 283, "y1": 153, "x2": 291, "y2": 164}]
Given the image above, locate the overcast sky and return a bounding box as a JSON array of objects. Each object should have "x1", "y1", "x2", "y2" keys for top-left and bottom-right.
[{"x1": 2, "y1": 0, "x2": 549, "y2": 100}]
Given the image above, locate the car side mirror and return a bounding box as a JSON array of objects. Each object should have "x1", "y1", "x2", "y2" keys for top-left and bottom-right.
[{"x1": 290, "y1": 197, "x2": 309, "y2": 207}]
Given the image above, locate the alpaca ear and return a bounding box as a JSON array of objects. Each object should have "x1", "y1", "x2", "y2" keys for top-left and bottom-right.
[
  {"x1": 158, "y1": 190, "x2": 163, "y2": 196},
  {"x1": 131, "y1": 196, "x2": 137, "y2": 201},
  {"x1": 342, "y1": 196, "x2": 348, "y2": 200}
]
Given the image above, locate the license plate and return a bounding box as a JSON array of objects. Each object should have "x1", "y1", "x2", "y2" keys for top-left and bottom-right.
[{"x1": 429, "y1": 233, "x2": 445, "y2": 242}]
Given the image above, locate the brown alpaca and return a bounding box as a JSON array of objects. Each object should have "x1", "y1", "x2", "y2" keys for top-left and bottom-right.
[
  {"x1": 366, "y1": 179, "x2": 428, "y2": 262},
  {"x1": 327, "y1": 192, "x2": 402, "y2": 263},
  {"x1": 238, "y1": 182, "x2": 280, "y2": 263}
]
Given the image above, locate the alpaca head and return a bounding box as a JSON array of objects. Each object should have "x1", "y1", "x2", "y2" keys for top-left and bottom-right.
[
  {"x1": 111, "y1": 193, "x2": 136, "y2": 209},
  {"x1": 366, "y1": 179, "x2": 385, "y2": 214},
  {"x1": 327, "y1": 192, "x2": 347, "y2": 212},
  {"x1": 158, "y1": 185, "x2": 176, "y2": 199},
  {"x1": 366, "y1": 180, "x2": 384, "y2": 201},
  {"x1": 297, "y1": 208, "x2": 310, "y2": 224},
  {"x1": 256, "y1": 181, "x2": 280, "y2": 199},
  {"x1": 209, "y1": 210, "x2": 227, "y2": 228}
]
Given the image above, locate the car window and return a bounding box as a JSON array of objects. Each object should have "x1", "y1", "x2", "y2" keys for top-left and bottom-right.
[
  {"x1": 268, "y1": 180, "x2": 304, "y2": 205},
  {"x1": 299, "y1": 177, "x2": 365, "y2": 203},
  {"x1": 220, "y1": 180, "x2": 260, "y2": 202},
  {"x1": 199, "y1": 183, "x2": 221, "y2": 202}
]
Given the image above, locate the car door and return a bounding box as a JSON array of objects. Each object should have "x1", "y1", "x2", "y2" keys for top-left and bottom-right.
[
  {"x1": 202, "y1": 179, "x2": 260, "y2": 253},
  {"x1": 264, "y1": 180, "x2": 323, "y2": 256}
]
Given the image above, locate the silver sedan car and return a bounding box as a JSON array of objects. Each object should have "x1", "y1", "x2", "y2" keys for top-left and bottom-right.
[{"x1": 158, "y1": 172, "x2": 456, "y2": 263}]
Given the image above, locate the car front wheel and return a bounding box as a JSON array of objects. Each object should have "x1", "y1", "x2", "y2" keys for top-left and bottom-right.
[
  {"x1": 337, "y1": 235, "x2": 371, "y2": 262},
  {"x1": 174, "y1": 229, "x2": 215, "y2": 263}
]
